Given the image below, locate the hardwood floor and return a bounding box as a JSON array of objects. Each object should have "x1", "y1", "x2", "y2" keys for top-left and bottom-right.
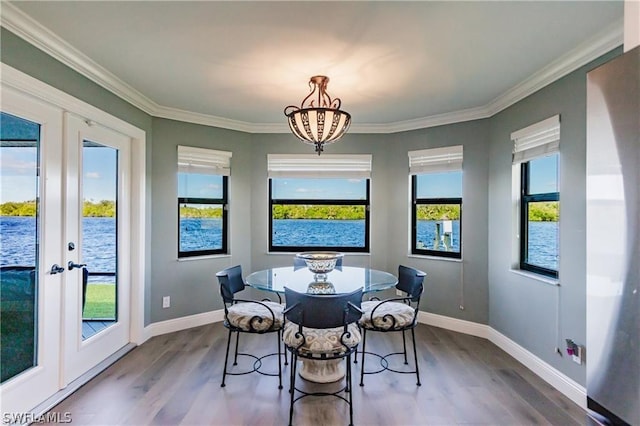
[{"x1": 44, "y1": 323, "x2": 585, "y2": 425}]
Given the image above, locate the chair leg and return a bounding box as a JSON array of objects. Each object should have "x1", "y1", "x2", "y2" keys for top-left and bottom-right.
[
  {"x1": 359, "y1": 329, "x2": 367, "y2": 386},
  {"x1": 283, "y1": 338, "x2": 289, "y2": 366},
  {"x1": 288, "y1": 353, "x2": 297, "y2": 426},
  {"x1": 233, "y1": 331, "x2": 240, "y2": 365},
  {"x1": 411, "y1": 328, "x2": 421, "y2": 386},
  {"x1": 277, "y1": 330, "x2": 283, "y2": 389},
  {"x1": 221, "y1": 328, "x2": 233, "y2": 387},
  {"x1": 347, "y1": 354, "x2": 354, "y2": 426},
  {"x1": 402, "y1": 329, "x2": 409, "y2": 364}
]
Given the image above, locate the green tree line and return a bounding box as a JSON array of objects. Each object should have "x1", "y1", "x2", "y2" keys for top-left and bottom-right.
[
  {"x1": 1, "y1": 200, "x2": 559, "y2": 221},
  {"x1": 1, "y1": 200, "x2": 116, "y2": 217}
]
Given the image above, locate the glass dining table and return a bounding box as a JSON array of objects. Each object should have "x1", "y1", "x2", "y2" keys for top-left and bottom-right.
[
  {"x1": 245, "y1": 266, "x2": 398, "y2": 383},
  {"x1": 245, "y1": 266, "x2": 398, "y2": 296}
]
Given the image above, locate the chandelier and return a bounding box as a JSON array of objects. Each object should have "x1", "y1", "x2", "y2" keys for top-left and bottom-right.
[{"x1": 284, "y1": 75, "x2": 351, "y2": 155}]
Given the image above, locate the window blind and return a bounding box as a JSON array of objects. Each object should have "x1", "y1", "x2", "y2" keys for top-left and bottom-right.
[
  {"x1": 408, "y1": 145, "x2": 463, "y2": 174},
  {"x1": 267, "y1": 154, "x2": 372, "y2": 179},
  {"x1": 177, "y1": 145, "x2": 232, "y2": 176},
  {"x1": 511, "y1": 115, "x2": 560, "y2": 164}
]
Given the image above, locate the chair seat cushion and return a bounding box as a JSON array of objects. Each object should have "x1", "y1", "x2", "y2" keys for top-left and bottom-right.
[
  {"x1": 227, "y1": 301, "x2": 284, "y2": 332},
  {"x1": 283, "y1": 322, "x2": 361, "y2": 357},
  {"x1": 359, "y1": 300, "x2": 416, "y2": 330}
]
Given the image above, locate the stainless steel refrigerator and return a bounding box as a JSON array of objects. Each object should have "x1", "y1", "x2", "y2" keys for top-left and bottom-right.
[{"x1": 586, "y1": 46, "x2": 639, "y2": 425}]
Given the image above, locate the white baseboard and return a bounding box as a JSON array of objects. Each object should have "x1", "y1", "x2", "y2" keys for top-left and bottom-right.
[
  {"x1": 488, "y1": 328, "x2": 587, "y2": 409},
  {"x1": 142, "y1": 309, "x2": 224, "y2": 341},
  {"x1": 418, "y1": 311, "x2": 586, "y2": 410}
]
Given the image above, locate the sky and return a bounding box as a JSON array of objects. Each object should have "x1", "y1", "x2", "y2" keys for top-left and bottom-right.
[{"x1": 1, "y1": 146, "x2": 118, "y2": 203}]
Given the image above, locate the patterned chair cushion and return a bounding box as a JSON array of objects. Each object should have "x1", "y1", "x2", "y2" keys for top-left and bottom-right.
[
  {"x1": 359, "y1": 300, "x2": 416, "y2": 330},
  {"x1": 227, "y1": 301, "x2": 284, "y2": 332},
  {"x1": 283, "y1": 322, "x2": 361, "y2": 357}
]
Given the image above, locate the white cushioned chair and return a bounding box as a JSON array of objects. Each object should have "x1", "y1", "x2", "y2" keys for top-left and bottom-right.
[
  {"x1": 217, "y1": 265, "x2": 285, "y2": 389},
  {"x1": 283, "y1": 286, "x2": 363, "y2": 426},
  {"x1": 358, "y1": 265, "x2": 426, "y2": 386}
]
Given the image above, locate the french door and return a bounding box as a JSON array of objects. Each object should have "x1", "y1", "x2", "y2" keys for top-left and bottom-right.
[
  {"x1": 1, "y1": 89, "x2": 132, "y2": 414},
  {"x1": 62, "y1": 113, "x2": 131, "y2": 385}
]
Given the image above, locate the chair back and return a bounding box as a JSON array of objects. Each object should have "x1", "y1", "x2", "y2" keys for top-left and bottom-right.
[
  {"x1": 216, "y1": 265, "x2": 245, "y2": 303},
  {"x1": 284, "y1": 287, "x2": 363, "y2": 329},
  {"x1": 396, "y1": 265, "x2": 426, "y2": 302}
]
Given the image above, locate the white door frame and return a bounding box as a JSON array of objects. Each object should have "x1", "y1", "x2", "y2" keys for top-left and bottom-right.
[{"x1": 1, "y1": 63, "x2": 147, "y2": 408}]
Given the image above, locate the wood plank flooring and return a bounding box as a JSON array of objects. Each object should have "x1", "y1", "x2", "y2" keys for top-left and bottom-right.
[{"x1": 44, "y1": 323, "x2": 586, "y2": 425}]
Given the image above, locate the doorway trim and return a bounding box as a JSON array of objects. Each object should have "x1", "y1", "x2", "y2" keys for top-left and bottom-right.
[{"x1": 1, "y1": 63, "x2": 147, "y2": 346}]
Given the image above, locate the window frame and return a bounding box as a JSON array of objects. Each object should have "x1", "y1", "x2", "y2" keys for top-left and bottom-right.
[
  {"x1": 177, "y1": 174, "x2": 229, "y2": 258},
  {"x1": 411, "y1": 174, "x2": 462, "y2": 259},
  {"x1": 519, "y1": 160, "x2": 559, "y2": 278},
  {"x1": 268, "y1": 178, "x2": 370, "y2": 253}
]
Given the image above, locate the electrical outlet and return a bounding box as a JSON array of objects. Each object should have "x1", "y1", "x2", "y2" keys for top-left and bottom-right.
[
  {"x1": 572, "y1": 345, "x2": 584, "y2": 364},
  {"x1": 162, "y1": 296, "x2": 170, "y2": 308}
]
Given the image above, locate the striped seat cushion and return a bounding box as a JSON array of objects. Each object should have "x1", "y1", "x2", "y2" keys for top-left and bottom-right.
[
  {"x1": 283, "y1": 322, "x2": 361, "y2": 357},
  {"x1": 359, "y1": 300, "x2": 416, "y2": 330},
  {"x1": 227, "y1": 301, "x2": 284, "y2": 332}
]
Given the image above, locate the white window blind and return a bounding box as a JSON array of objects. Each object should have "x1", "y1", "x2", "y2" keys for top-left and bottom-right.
[
  {"x1": 178, "y1": 145, "x2": 232, "y2": 176},
  {"x1": 267, "y1": 154, "x2": 372, "y2": 179},
  {"x1": 511, "y1": 115, "x2": 560, "y2": 164},
  {"x1": 408, "y1": 145, "x2": 463, "y2": 174}
]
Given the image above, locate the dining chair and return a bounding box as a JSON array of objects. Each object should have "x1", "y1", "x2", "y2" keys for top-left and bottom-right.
[
  {"x1": 216, "y1": 265, "x2": 285, "y2": 389},
  {"x1": 283, "y1": 287, "x2": 363, "y2": 426},
  {"x1": 358, "y1": 265, "x2": 426, "y2": 386}
]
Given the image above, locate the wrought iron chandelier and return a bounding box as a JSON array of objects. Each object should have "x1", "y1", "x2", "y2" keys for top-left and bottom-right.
[{"x1": 284, "y1": 75, "x2": 351, "y2": 155}]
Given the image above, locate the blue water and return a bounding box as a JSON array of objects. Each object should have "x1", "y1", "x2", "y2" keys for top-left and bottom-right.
[
  {"x1": 180, "y1": 218, "x2": 223, "y2": 252},
  {"x1": 1, "y1": 216, "x2": 116, "y2": 283},
  {"x1": 273, "y1": 219, "x2": 365, "y2": 247},
  {"x1": 1, "y1": 217, "x2": 559, "y2": 272}
]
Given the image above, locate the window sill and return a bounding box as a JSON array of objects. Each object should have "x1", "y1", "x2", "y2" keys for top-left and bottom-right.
[
  {"x1": 266, "y1": 252, "x2": 371, "y2": 256},
  {"x1": 177, "y1": 254, "x2": 231, "y2": 262},
  {"x1": 509, "y1": 269, "x2": 559, "y2": 286},
  {"x1": 407, "y1": 254, "x2": 463, "y2": 263}
]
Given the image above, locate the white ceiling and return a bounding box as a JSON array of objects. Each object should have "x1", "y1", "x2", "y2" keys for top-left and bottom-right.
[{"x1": 4, "y1": 1, "x2": 624, "y2": 132}]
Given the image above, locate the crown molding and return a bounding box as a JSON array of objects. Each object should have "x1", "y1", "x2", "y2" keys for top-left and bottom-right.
[
  {"x1": 486, "y1": 19, "x2": 624, "y2": 116},
  {"x1": 1, "y1": 2, "x2": 158, "y2": 115},
  {"x1": 1, "y1": 2, "x2": 623, "y2": 134}
]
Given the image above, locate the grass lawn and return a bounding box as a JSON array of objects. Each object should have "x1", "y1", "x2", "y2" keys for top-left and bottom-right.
[{"x1": 84, "y1": 284, "x2": 116, "y2": 319}]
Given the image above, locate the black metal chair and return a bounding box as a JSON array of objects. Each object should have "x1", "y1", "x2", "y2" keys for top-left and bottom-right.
[
  {"x1": 283, "y1": 287, "x2": 363, "y2": 426},
  {"x1": 358, "y1": 265, "x2": 426, "y2": 386},
  {"x1": 216, "y1": 265, "x2": 285, "y2": 389}
]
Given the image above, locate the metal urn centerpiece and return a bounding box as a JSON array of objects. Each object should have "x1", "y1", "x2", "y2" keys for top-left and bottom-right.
[{"x1": 296, "y1": 251, "x2": 344, "y2": 286}]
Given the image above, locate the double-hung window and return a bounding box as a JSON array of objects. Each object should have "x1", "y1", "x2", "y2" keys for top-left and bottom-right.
[
  {"x1": 409, "y1": 146, "x2": 463, "y2": 258},
  {"x1": 268, "y1": 154, "x2": 371, "y2": 252},
  {"x1": 511, "y1": 115, "x2": 560, "y2": 278},
  {"x1": 177, "y1": 146, "x2": 231, "y2": 257}
]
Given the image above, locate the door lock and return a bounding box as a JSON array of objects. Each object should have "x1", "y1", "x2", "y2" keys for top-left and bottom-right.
[{"x1": 50, "y1": 264, "x2": 65, "y2": 274}]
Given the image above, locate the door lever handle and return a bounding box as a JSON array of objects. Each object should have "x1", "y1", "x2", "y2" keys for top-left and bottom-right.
[
  {"x1": 67, "y1": 261, "x2": 87, "y2": 271},
  {"x1": 50, "y1": 264, "x2": 65, "y2": 274}
]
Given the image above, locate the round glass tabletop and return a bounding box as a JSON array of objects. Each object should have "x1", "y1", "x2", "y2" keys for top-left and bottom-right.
[{"x1": 245, "y1": 266, "x2": 398, "y2": 295}]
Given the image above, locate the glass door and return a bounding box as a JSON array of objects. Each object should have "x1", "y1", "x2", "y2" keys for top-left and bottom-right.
[
  {"x1": 63, "y1": 113, "x2": 131, "y2": 385},
  {"x1": 0, "y1": 90, "x2": 64, "y2": 415}
]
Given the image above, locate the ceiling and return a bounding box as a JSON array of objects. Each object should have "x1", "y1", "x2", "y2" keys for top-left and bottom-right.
[{"x1": 3, "y1": 1, "x2": 624, "y2": 133}]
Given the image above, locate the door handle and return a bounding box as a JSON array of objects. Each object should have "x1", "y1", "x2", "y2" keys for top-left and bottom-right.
[
  {"x1": 50, "y1": 264, "x2": 65, "y2": 274},
  {"x1": 68, "y1": 261, "x2": 87, "y2": 271}
]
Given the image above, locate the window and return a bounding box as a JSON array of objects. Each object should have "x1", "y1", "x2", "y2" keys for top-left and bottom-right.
[
  {"x1": 177, "y1": 146, "x2": 231, "y2": 257},
  {"x1": 409, "y1": 146, "x2": 463, "y2": 258},
  {"x1": 512, "y1": 115, "x2": 560, "y2": 278},
  {"x1": 267, "y1": 154, "x2": 371, "y2": 252}
]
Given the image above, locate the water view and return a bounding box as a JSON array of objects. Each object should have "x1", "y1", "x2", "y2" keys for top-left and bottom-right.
[{"x1": 2, "y1": 217, "x2": 558, "y2": 271}]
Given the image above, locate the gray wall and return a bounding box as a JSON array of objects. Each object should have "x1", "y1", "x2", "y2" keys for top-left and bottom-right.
[
  {"x1": 150, "y1": 118, "x2": 252, "y2": 322},
  {"x1": 385, "y1": 121, "x2": 491, "y2": 324},
  {"x1": 487, "y1": 48, "x2": 621, "y2": 385}
]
